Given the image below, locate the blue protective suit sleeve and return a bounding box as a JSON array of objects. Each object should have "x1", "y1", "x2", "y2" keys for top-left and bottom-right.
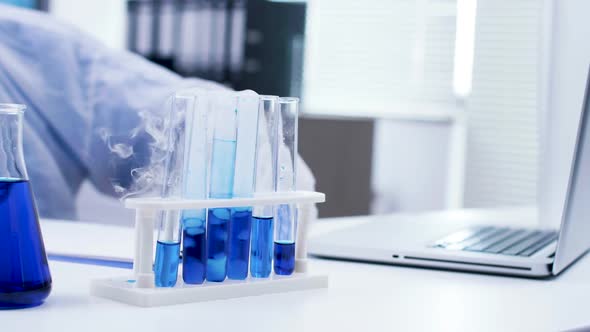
[{"x1": 0, "y1": 5, "x2": 226, "y2": 217}]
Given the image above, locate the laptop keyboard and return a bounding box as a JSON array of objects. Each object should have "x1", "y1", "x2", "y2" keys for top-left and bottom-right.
[{"x1": 431, "y1": 226, "x2": 558, "y2": 257}]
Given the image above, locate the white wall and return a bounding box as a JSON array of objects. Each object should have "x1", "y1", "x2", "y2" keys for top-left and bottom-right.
[
  {"x1": 539, "y1": 0, "x2": 590, "y2": 228},
  {"x1": 372, "y1": 0, "x2": 544, "y2": 214},
  {"x1": 371, "y1": 119, "x2": 452, "y2": 213},
  {"x1": 49, "y1": 0, "x2": 126, "y2": 50}
]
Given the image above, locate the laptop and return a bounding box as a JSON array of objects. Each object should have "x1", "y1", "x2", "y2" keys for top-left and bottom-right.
[{"x1": 307, "y1": 69, "x2": 590, "y2": 278}]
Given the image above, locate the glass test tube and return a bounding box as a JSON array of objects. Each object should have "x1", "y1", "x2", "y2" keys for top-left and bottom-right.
[
  {"x1": 250, "y1": 96, "x2": 279, "y2": 278},
  {"x1": 274, "y1": 97, "x2": 299, "y2": 276},
  {"x1": 178, "y1": 93, "x2": 209, "y2": 284},
  {"x1": 227, "y1": 91, "x2": 260, "y2": 280},
  {"x1": 206, "y1": 94, "x2": 238, "y2": 282},
  {"x1": 154, "y1": 99, "x2": 187, "y2": 287}
]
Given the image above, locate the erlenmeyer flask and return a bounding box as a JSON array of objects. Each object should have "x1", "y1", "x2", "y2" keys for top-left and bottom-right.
[{"x1": 0, "y1": 104, "x2": 51, "y2": 308}]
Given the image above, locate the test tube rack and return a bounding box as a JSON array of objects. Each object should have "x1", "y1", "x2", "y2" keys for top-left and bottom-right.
[{"x1": 90, "y1": 191, "x2": 327, "y2": 307}]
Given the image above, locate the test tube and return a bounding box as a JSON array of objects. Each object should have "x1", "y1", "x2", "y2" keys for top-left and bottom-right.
[
  {"x1": 227, "y1": 91, "x2": 260, "y2": 280},
  {"x1": 154, "y1": 211, "x2": 181, "y2": 287},
  {"x1": 206, "y1": 93, "x2": 238, "y2": 282},
  {"x1": 274, "y1": 97, "x2": 299, "y2": 276},
  {"x1": 177, "y1": 92, "x2": 209, "y2": 284},
  {"x1": 250, "y1": 96, "x2": 279, "y2": 278},
  {"x1": 154, "y1": 98, "x2": 187, "y2": 287}
]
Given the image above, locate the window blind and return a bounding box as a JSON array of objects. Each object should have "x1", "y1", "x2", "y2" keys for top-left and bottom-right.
[
  {"x1": 303, "y1": 0, "x2": 458, "y2": 117},
  {"x1": 463, "y1": 0, "x2": 543, "y2": 207}
]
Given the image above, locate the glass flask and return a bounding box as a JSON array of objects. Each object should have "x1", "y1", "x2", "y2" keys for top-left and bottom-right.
[{"x1": 0, "y1": 104, "x2": 52, "y2": 308}]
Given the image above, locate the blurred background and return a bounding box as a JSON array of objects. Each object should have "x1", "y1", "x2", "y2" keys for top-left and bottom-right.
[{"x1": 1, "y1": 0, "x2": 548, "y2": 223}]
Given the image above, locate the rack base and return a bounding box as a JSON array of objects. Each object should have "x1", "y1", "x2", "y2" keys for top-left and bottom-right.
[{"x1": 91, "y1": 273, "x2": 328, "y2": 307}]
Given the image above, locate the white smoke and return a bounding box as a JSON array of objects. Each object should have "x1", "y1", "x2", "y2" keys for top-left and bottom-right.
[
  {"x1": 97, "y1": 128, "x2": 134, "y2": 159},
  {"x1": 98, "y1": 96, "x2": 178, "y2": 200}
]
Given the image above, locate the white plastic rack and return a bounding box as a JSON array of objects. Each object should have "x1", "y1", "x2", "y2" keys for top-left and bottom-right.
[{"x1": 90, "y1": 191, "x2": 327, "y2": 307}]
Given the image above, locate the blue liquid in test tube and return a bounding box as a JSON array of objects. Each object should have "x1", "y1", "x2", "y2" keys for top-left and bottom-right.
[
  {"x1": 154, "y1": 241, "x2": 181, "y2": 287},
  {"x1": 182, "y1": 211, "x2": 207, "y2": 284},
  {"x1": 154, "y1": 210, "x2": 182, "y2": 287},
  {"x1": 228, "y1": 91, "x2": 260, "y2": 280},
  {"x1": 206, "y1": 97, "x2": 238, "y2": 282},
  {"x1": 228, "y1": 208, "x2": 252, "y2": 279},
  {"x1": 250, "y1": 216, "x2": 273, "y2": 277},
  {"x1": 250, "y1": 96, "x2": 279, "y2": 278},
  {"x1": 207, "y1": 205, "x2": 232, "y2": 281},
  {"x1": 273, "y1": 241, "x2": 295, "y2": 275}
]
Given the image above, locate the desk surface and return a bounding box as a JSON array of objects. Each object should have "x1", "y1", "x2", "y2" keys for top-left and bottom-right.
[{"x1": 1, "y1": 208, "x2": 588, "y2": 332}]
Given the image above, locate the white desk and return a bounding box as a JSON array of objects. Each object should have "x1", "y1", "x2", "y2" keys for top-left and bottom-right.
[{"x1": 1, "y1": 209, "x2": 589, "y2": 332}]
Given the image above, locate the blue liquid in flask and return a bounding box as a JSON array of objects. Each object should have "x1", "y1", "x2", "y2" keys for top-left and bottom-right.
[
  {"x1": 227, "y1": 208, "x2": 252, "y2": 280},
  {"x1": 154, "y1": 241, "x2": 180, "y2": 287},
  {"x1": 250, "y1": 216, "x2": 273, "y2": 278},
  {"x1": 274, "y1": 241, "x2": 295, "y2": 275},
  {"x1": 0, "y1": 179, "x2": 51, "y2": 308},
  {"x1": 182, "y1": 222, "x2": 206, "y2": 284}
]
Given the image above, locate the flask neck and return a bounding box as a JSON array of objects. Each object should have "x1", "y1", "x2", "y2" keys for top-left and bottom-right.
[{"x1": 0, "y1": 104, "x2": 28, "y2": 181}]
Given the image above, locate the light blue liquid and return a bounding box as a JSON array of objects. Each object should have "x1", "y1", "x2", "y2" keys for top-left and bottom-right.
[
  {"x1": 209, "y1": 138, "x2": 237, "y2": 198},
  {"x1": 227, "y1": 208, "x2": 252, "y2": 280},
  {"x1": 154, "y1": 241, "x2": 180, "y2": 287},
  {"x1": 207, "y1": 138, "x2": 237, "y2": 282},
  {"x1": 250, "y1": 216, "x2": 273, "y2": 278}
]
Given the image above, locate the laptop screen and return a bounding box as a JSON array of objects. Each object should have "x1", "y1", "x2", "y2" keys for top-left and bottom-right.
[{"x1": 553, "y1": 66, "x2": 590, "y2": 274}]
